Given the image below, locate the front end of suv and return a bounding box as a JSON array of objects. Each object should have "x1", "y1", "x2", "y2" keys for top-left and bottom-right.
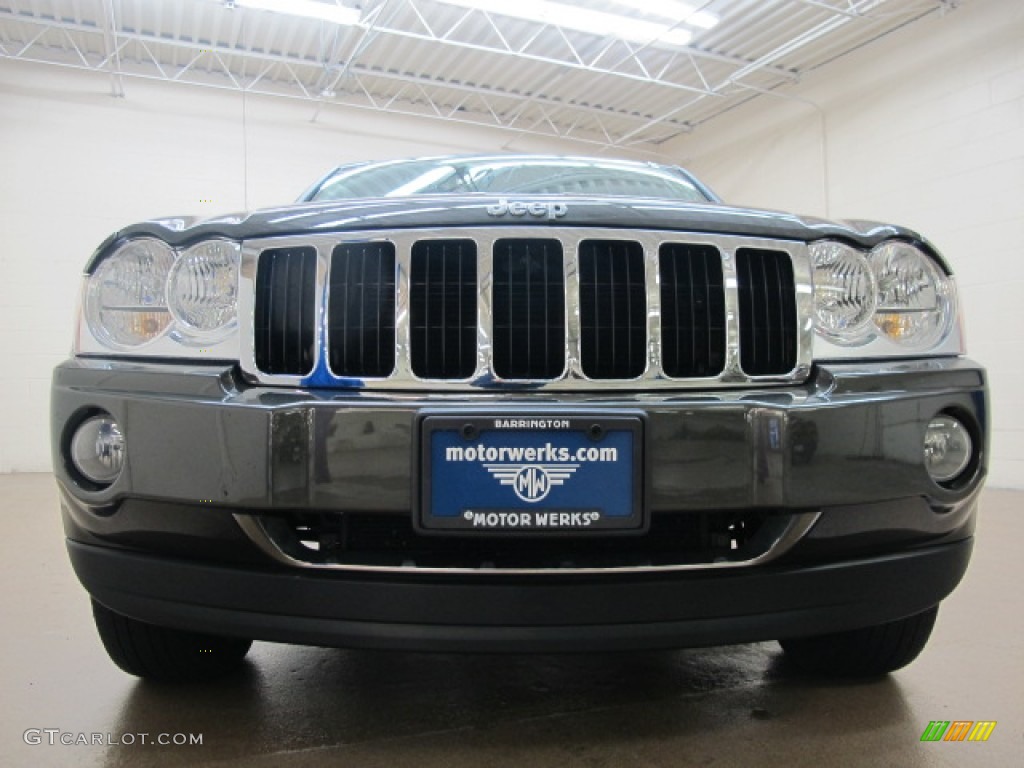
[{"x1": 52, "y1": 156, "x2": 987, "y2": 681}]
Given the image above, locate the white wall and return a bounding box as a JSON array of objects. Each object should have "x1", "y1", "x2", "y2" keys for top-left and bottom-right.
[
  {"x1": 0, "y1": 61, "x2": 647, "y2": 472},
  {"x1": 668, "y1": 0, "x2": 1024, "y2": 488}
]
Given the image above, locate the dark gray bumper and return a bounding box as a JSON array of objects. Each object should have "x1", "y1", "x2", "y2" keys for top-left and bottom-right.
[
  {"x1": 52, "y1": 357, "x2": 987, "y2": 650},
  {"x1": 52, "y1": 357, "x2": 987, "y2": 515}
]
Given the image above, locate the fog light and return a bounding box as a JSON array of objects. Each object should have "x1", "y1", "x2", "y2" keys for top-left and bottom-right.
[
  {"x1": 924, "y1": 415, "x2": 972, "y2": 484},
  {"x1": 70, "y1": 415, "x2": 125, "y2": 486}
]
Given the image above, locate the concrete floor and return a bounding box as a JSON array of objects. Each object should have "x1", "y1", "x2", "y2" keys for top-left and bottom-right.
[{"x1": 2, "y1": 474, "x2": 1020, "y2": 768}]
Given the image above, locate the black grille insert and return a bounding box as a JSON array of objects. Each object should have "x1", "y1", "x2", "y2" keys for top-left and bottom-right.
[
  {"x1": 410, "y1": 239, "x2": 478, "y2": 379},
  {"x1": 254, "y1": 247, "x2": 317, "y2": 375},
  {"x1": 659, "y1": 243, "x2": 726, "y2": 377},
  {"x1": 736, "y1": 248, "x2": 797, "y2": 375},
  {"x1": 492, "y1": 239, "x2": 566, "y2": 380},
  {"x1": 327, "y1": 242, "x2": 396, "y2": 378},
  {"x1": 578, "y1": 240, "x2": 647, "y2": 379}
]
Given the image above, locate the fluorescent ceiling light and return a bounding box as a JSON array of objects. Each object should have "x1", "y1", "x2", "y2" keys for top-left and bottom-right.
[
  {"x1": 230, "y1": 0, "x2": 360, "y2": 26},
  {"x1": 439, "y1": 0, "x2": 700, "y2": 47},
  {"x1": 605, "y1": 0, "x2": 719, "y2": 30}
]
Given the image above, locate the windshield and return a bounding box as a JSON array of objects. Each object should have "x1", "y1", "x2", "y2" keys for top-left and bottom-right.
[{"x1": 306, "y1": 156, "x2": 711, "y2": 203}]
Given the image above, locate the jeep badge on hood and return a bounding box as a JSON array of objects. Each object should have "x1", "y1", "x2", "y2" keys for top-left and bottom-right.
[{"x1": 486, "y1": 199, "x2": 568, "y2": 220}]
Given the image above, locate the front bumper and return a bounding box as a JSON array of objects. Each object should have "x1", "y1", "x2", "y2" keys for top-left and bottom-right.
[
  {"x1": 52, "y1": 357, "x2": 987, "y2": 650},
  {"x1": 68, "y1": 537, "x2": 972, "y2": 652}
]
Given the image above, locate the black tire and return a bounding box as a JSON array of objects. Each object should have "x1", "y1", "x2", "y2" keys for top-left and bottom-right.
[
  {"x1": 779, "y1": 606, "x2": 939, "y2": 677},
  {"x1": 92, "y1": 600, "x2": 252, "y2": 682}
]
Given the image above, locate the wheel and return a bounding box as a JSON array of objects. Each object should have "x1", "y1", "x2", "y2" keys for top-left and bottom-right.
[
  {"x1": 92, "y1": 600, "x2": 252, "y2": 682},
  {"x1": 778, "y1": 606, "x2": 939, "y2": 677}
]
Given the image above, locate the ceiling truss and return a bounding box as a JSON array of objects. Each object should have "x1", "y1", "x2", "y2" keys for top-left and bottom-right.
[{"x1": 0, "y1": 0, "x2": 951, "y2": 149}]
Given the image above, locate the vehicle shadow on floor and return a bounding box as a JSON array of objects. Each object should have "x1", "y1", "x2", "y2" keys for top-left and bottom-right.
[{"x1": 100, "y1": 642, "x2": 915, "y2": 767}]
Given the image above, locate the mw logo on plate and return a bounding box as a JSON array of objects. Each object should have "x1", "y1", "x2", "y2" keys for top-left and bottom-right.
[{"x1": 484, "y1": 464, "x2": 580, "y2": 503}]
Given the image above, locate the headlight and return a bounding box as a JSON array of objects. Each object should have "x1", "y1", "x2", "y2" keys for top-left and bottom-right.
[
  {"x1": 80, "y1": 237, "x2": 241, "y2": 357},
  {"x1": 811, "y1": 239, "x2": 961, "y2": 358},
  {"x1": 85, "y1": 239, "x2": 175, "y2": 348},
  {"x1": 810, "y1": 241, "x2": 876, "y2": 344},
  {"x1": 167, "y1": 240, "x2": 240, "y2": 343},
  {"x1": 870, "y1": 241, "x2": 954, "y2": 348}
]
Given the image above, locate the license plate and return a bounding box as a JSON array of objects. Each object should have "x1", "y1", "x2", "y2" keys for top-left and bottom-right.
[{"x1": 417, "y1": 414, "x2": 645, "y2": 533}]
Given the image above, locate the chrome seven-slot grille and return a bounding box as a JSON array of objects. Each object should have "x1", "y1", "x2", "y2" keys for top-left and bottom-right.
[{"x1": 243, "y1": 228, "x2": 812, "y2": 390}]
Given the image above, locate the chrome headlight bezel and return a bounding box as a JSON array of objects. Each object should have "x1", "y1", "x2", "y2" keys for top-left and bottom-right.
[
  {"x1": 811, "y1": 239, "x2": 962, "y2": 360},
  {"x1": 77, "y1": 237, "x2": 242, "y2": 359}
]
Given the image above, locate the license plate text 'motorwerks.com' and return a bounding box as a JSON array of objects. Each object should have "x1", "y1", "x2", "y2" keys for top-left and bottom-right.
[{"x1": 419, "y1": 415, "x2": 646, "y2": 533}]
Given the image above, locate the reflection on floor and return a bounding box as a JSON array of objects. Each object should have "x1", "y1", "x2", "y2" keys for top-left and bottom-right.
[{"x1": 2, "y1": 474, "x2": 1019, "y2": 767}]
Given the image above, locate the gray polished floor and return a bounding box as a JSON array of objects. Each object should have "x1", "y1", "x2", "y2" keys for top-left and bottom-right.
[{"x1": 2, "y1": 474, "x2": 1019, "y2": 767}]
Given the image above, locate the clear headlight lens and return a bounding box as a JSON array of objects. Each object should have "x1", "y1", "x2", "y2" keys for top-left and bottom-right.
[
  {"x1": 811, "y1": 238, "x2": 959, "y2": 356},
  {"x1": 870, "y1": 241, "x2": 954, "y2": 347},
  {"x1": 167, "y1": 240, "x2": 240, "y2": 342},
  {"x1": 810, "y1": 241, "x2": 877, "y2": 344},
  {"x1": 85, "y1": 239, "x2": 175, "y2": 348},
  {"x1": 82, "y1": 237, "x2": 240, "y2": 355}
]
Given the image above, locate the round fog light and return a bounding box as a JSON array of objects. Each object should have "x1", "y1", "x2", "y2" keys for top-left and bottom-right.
[
  {"x1": 70, "y1": 415, "x2": 125, "y2": 486},
  {"x1": 924, "y1": 415, "x2": 972, "y2": 484}
]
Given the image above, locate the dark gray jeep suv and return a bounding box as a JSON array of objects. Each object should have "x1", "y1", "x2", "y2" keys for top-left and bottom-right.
[{"x1": 52, "y1": 155, "x2": 987, "y2": 681}]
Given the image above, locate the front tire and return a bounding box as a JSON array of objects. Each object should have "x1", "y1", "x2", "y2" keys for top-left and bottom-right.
[
  {"x1": 779, "y1": 606, "x2": 939, "y2": 677},
  {"x1": 92, "y1": 600, "x2": 252, "y2": 682}
]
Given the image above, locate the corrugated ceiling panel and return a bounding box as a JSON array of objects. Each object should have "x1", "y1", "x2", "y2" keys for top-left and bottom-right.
[{"x1": 0, "y1": 0, "x2": 948, "y2": 147}]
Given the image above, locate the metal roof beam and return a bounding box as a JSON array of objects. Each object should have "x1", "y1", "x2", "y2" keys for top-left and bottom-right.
[
  {"x1": 611, "y1": 0, "x2": 893, "y2": 146},
  {"x1": 393, "y1": 0, "x2": 798, "y2": 84},
  {"x1": 311, "y1": 0, "x2": 394, "y2": 121},
  {"x1": 4, "y1": 49, "x2": 659, "y2": 153},
  {"x1": 0, "y1": 11, "x2": 682, "y2": 135},
  {"x1": 362, "y1": 10, "x2": 717, "y2": 96},
  {"x1": 0, "y1": 12, "x2": 666, "y2": 151},
  {"x1": 716, "y1": 0, "x2": 890, "y2": 87},
  {"x1": 98, "y1": 0, "x2": 124, "y2": 96},
  {"x1": 353, "y1": 67, "x2": 673, "y2": 128},
  {"x1": 792, "y1": 0, "x2": 861, "y2": 17}
]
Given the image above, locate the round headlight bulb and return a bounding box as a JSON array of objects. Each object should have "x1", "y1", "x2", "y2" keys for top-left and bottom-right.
[
  {"x1": 85, "y1": 239, "x2": 175, "y2": 349},
  {"x1": 70, "y1": 415, "x2": 125, "y2": 486},
  {"x1": 871, "y1": 242, "x2": 952, "y2": 348},
  {"x1": 167, "y1": 240, "x2": 240, "y2": 342},
  {"x1": 923, "y1": 415, "x2": 972, "y2": 484},
  {"x1": 810, "y1": 241, "x2": 877, "y2": 344}
]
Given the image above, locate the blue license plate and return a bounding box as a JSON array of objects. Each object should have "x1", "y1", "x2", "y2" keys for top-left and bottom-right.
[{"x1": 418, "y1": 414, "x2": 645, "y2": 533}]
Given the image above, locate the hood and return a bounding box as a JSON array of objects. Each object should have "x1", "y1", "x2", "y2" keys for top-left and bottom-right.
[{"x1": 99, "y1": 194, "x2": 929, "y2": 263}]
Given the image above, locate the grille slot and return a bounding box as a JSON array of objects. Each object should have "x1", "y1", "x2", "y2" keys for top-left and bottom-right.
[
  {"x1": 659, "y1": 243, "x2": 726, "y2": 378},
  {"x1": 410, "y1": 239, "x2": 478, "y2": 379},
  {"x1": 578, "y1": 240, "x2": 647, "y2": 379},
  {"x1": 254, "y1": 247, "x2": 317, "y2": 375},
  {"x1": 736, "y1": 248, "x2": 798, "y2": 375},
  {"x1": 256, "y1": 509, "x2": 782, "y2": 570},
  {"x1": 492, "y1": 239, "x2": 566, "y2": 380},
  {"x1": 327, "y1": 242, "x2": 396, "y2": 378}
]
